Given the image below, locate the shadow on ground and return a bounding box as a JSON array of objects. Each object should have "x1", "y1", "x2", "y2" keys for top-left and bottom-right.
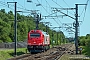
[{"x1": 9, "y1": 51, "x2": 25, "y2": 56}]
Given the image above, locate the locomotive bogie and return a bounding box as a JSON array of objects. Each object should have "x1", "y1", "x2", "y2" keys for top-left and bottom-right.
[{"x1": 27, "y1": 45, "x2": 50, "y2": 53}]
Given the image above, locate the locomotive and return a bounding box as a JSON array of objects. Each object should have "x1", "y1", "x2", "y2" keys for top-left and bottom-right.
[{"x1": 27, "y1": 30, "x2": 50, "y2": 53}]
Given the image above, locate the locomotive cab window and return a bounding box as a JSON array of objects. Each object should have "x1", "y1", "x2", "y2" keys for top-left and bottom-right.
[{"x1": 30, "y1": 33, "x2": 40, "y2": 37}]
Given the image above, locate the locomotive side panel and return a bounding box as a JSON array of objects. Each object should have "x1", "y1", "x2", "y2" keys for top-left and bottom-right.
[{"x1": 43, "y1": 34, "x2": 50, "y2": 45}]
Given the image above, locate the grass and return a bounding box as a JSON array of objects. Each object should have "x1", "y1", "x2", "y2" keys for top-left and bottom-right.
[
  {"x1": 0, "y1": 48, "x2": 27, "y2": 60},
  {"x1": 60, "y1": 54, "x2": 70, "y2": 60}
]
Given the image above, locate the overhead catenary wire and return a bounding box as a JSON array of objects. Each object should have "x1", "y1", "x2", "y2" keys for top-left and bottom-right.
[
  {"x1": 44, "y1": 0, "x2": 63, "y2": 25},
  {"x1": 37, "y1": 0, "x2": 74, "y2": 33},
  {"x1": 0, "y1": 0, "x2": 88, "y2": 34},
  {"x1": 79, "y1": 0, "x2": 89, "y2": 25},
  {"x1": 52, "y1": 0, "x2": 75, "y2": 16},
  {"x1": 79, "y1": 0, "x2": 89, "y2": 19},
  {"x1": 63, "y1": 0, "x2": 70, "y2": 8},
  {"x1": 45, "y1": 0, "x2": 51, "y2": 7},
  {"x1": 52, "y1": 0, "x2": 62, "y2": 8},
  {"x1": 62, "y1": 0, "x2": 75, "y2": 13},
  {"x1": 0, "y1": 1, "x2": 31, "y2": 12},
  {"x1": 12, "y1": 0, "x2": 27, "y2": 10},
  {"x1": 45, "y1": 0, "x2": 51, "y2": 14},
  {"x1": 17, "y1": 2, "x2": 27, "y2": 10},
  {"x1": 37, "y1": 0, "x2": 62, "y2": 27},
  {"x1": 0, "y1": 1, "x2": 14, "y2": 10},
  {"x1": 52, "y1": 0, "x2": 75, "y2": 32}
]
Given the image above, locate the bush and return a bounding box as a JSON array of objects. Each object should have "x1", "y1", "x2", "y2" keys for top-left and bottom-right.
[
  {"x1": 0, "y1": 40, "x2": 3, "y2": 43},
  {"x1": 85, "y1": 39, "x2": 90, "y2": 46}
]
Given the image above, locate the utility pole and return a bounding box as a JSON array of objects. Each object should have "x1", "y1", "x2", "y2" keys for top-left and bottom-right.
[
  {"x1": 60, "y1": 31, "x2": 61, "y2": 45},
  {"x1": 14, "y1": 2, "x2": 17, "y2": 56},
  {"x1": 75, "y1": 4, "x2": 87, "y2": 54},
  {"x1": 45, "y1": 22, "x2": 51, "y2": 33},
  {"x1": 36, "y1": 14, "x2": 39, "y2": 30},
  {"x1": 27, "y1": 0, "x2": 41, "y2": 30},
  {"x1": 52, "y1": 31, "x2": 54, "y2": 47},
  {"x1": 7, "y1": 2, "x2": 17, "y2": 56},
  {"x1": 46, "y1": 25, "x2": 48, "y2": 32},
  {"x1": 75, "y1": 4, "x2": 78, "y2": 54},
  {"x1": 57, "y1": 32, "x2": 58, "y2": 45},
  {"x1": 52, "y1": 4, "x2": 86, "y2": 54},
  {"x1": 34, "y1": 14, "x2": 41, "y2": 30}
]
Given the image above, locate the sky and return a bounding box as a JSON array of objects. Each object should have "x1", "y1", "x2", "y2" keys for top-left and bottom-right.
[{"x1": 0, "y1": 0, "x2": 90, "y2": 37}]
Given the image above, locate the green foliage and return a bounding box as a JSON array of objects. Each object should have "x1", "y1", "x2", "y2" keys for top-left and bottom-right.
[
  {"x1": 0, "y1": 40, "x2": 3, "y2": 43},
  {"x1": 82, "y1": 46, "x2": 90, "y2": 56},
  {"x1": 80, "y1": 39, "x2": 85, "y2": 46},
  {"x1": 8, "y1": 11, "x2": 14, "y2": 19},
  {"x1": 0, "y1": 9, "x2": 35, "y2": 42},
  {"x1": 79, "y1": 34, "x2": 90, "y2": 46},
  {"x1": 0, "y1": 9, "x2": 66, "y2": 44},
  {"x1": 17, "y1": 21, "x2": 28, "y2": 41},
  {"x1": 79, "y1": 34, "x2": 90, "y2": 56},
  {"x1": 85, "y1": 39, "x2": 90, "y2": 46},
  {"x1": 0, "y1": 19, "x2": 11, "y2": 42},
  {"x1": 0, "y1": 9, "x2": 5, "y2": 13}
]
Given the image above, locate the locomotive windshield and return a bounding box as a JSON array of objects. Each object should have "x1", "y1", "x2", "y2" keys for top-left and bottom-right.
[{"x1": 30, "y1": 33, "x2": 40, "y2": 37}]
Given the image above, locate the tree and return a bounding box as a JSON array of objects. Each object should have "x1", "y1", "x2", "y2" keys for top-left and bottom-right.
[
  {"x1": 17, "y1": 21, "x2": 28, "y2": 41},
  {"x1": 8, "y1": 11, "x2": 14, "y2": 19},
  {"x1": 0, "y1": 9, "x2": 5, "y2": 13},
  {"x1": 0, "y1": 19, "x2": 12, "y2": 42},
  {"x1": 85, "y1": 39, "x2": 90, "y2": 46}
]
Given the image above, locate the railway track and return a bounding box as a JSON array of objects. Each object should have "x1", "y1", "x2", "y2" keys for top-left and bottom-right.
[{"x1": 8, "y1": 43, "x2": 75, "y2": 60}]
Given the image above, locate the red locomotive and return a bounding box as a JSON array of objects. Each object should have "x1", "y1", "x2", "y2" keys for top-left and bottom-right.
[{"x1": 27, "y1": 30, "x2": 50, "y2": 53}]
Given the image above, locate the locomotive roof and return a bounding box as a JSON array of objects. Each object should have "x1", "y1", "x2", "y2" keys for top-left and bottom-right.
[
  {"x1": 41, "y1": 31, "x2": 49, "y2": 35},
  {"x1": 30, "y1": 30, "x2": 49, "y2": 35}
]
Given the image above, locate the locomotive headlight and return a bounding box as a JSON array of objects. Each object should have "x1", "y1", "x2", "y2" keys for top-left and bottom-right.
[
  {"x1": 39, "y1": 43, "x2": 42, "y2": 45},
  {"x1": 34, "y1": 42, "x2": 36, "y2": 43}
]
